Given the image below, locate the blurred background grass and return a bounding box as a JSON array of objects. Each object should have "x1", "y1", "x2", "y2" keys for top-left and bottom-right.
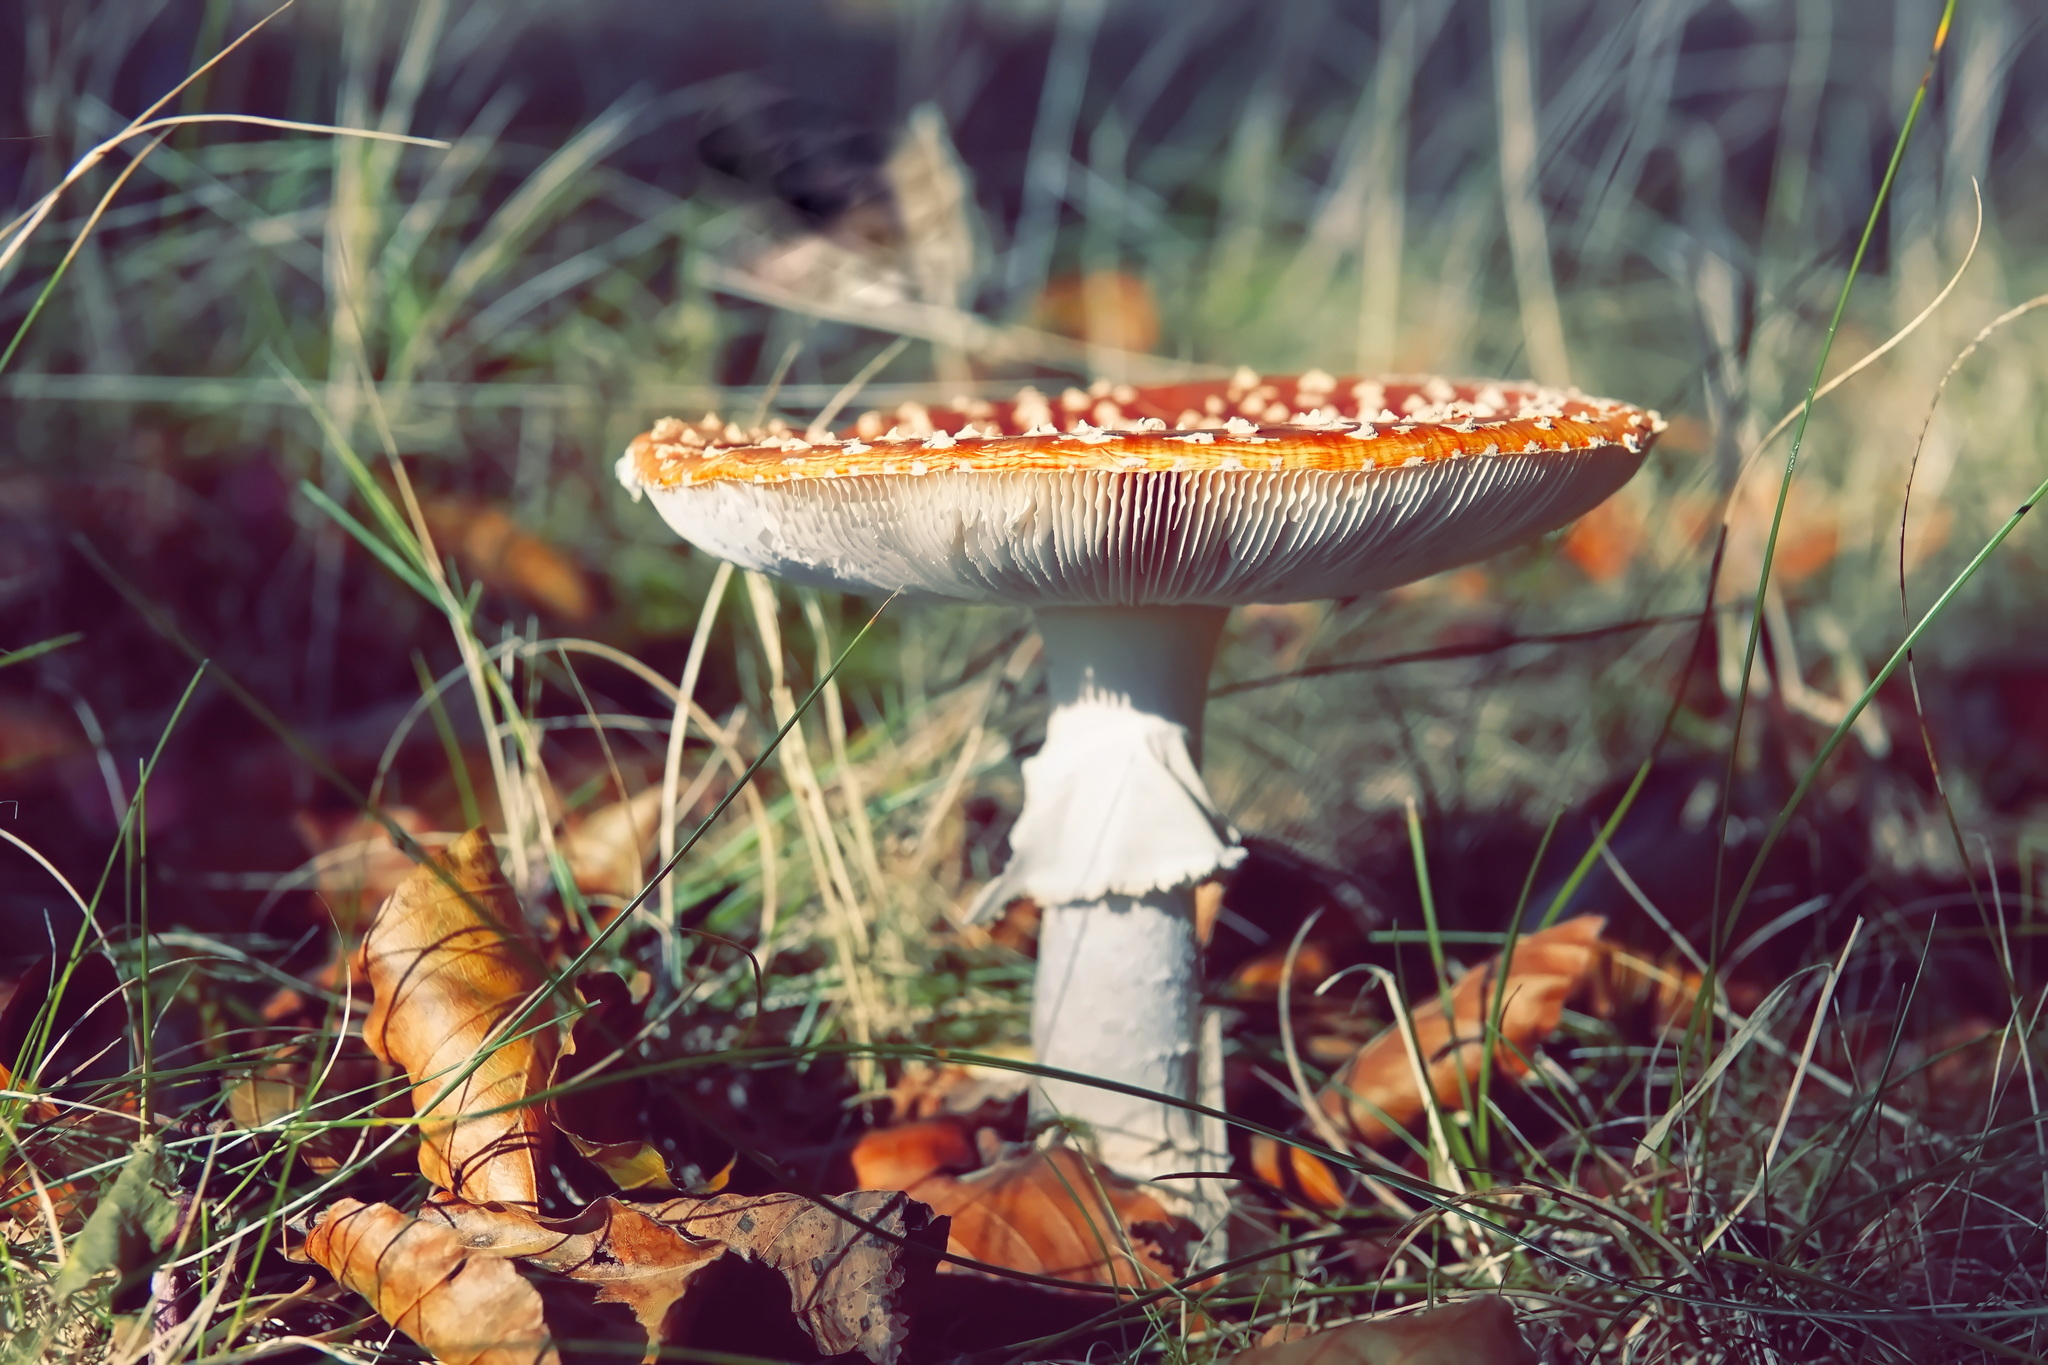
[
  {"x1": 5, "y1": 0, "x2": 2048, "y2": 1355},
  {"x1": 4, "y1": 0, "x2": 2043, "y2": 955}
]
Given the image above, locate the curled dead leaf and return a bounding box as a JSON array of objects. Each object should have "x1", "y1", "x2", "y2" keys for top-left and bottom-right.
[
  {"x1": 633, "y1": 1188, "x2": 943, "y2": 1365},
  {"x1": 303, "y1": 1198, "x2": 557, "y2": 1365},
  {"x1": 904, "y1": 1143, "x2": 1188, "y2": 1293},
  {"x1": 357, "y1": 827, "x2": 557, "y2": 1208},
  {"x1": 1252, "y1": 918, "x2": 1606, "y2": 1209},
  {"x1": 1319, "y1": 916, "x2": 1606, "y2": 1146},
  {"x1": 1230, "y1": 1297, "x2": 1537, "y2": 1365}
]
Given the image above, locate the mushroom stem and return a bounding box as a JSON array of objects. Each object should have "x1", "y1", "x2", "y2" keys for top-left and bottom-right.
[{"x1": 1013, "y1": 605, "x2": 1239, "y2": 1195}]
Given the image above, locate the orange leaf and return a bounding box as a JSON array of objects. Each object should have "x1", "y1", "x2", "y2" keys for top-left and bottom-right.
[
  {"x1": 1318, "y1": 916, "x2": 1606, "y2": 1147},
  {"x1": 905, "y1": 1144, "x2": 1188, "y2": 1292},
  {"x1": 1230, "y1": 1297, "x2": 1537, "y2": 1365},
  {"x1": 422, "y1": 1195, "x2": 723, "y2": 1359},
  {"x1": 357, "y1": 828, "x2": 557, "y2": 1208},
  {"x1": 1561, "y1": 496, "x2": 1644, "y2": 583},
  {"x1": 849, "y1": 1116, "x2": 978, "y2": 1190},
  {"x1": 1223, "y1": 940, "x2": 1337, "y2": 1002},
  {"x1": 421, "y1": 497, "x2": 594, "y2": 622},
  {"x1": 302, "y1": 1198, "x2": 557, "y2": 1365},
  {"x1": 1033, "y1": 270, "x2": 1161, "y2": 353},
  {"x1": 1249, "y1": 1138, "x2": 1350, "y2": 1213},
  {"x1": 559, "y1": 787, "x2": 662, "y2": 900}
]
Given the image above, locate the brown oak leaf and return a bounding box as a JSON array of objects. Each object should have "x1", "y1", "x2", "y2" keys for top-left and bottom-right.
[{"x1": 633, "y1": 1188, "x2": 943, "y2": 1365}]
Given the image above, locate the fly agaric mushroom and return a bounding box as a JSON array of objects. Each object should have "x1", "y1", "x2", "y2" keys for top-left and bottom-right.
[{"x1": 618, "y1": 370, "x2": 1662, "y2": 1194}]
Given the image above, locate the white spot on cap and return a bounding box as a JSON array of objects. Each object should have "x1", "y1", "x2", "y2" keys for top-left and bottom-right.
[
  {"x1": 1228, "y1": 365, "x2": 1261, "y2": 395},
  {"x1": 1349, "y1": 424, "x2": 1379, "y2": 439},
  {"x1": 924, "y1": 429, "x2": 956, "y2": 449},
  {"x1": 842, "y1": 439, "x2": 870, "y2": 454},
  {"x1": 909, "y1": 459, "x2": 929, "y2": 475},
  {"x1": 1172, "y1": 430, "x2": 1215, "y2": 444},
  {"x1": 1023, "y1": 423, "x2": 1059, "y2": 437},
  {"x1": 1223, "y1": 416, "x2": 1259, "y2": 436}
]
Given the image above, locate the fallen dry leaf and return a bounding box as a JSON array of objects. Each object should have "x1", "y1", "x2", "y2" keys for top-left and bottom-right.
[
  {"x1": 547, "y1": 971, "x2": 676, "y2": 1192},
  {"x1": 1252, "y1": 918, "x2": 1606, "y2": 1209},
  {"x1": 1318, "y1": 916, "x2": 1606, "y2": 1147},
  {"x1": 559, "y1": 786, "x2": 662, "y2": 901},
  {"x1": 1222, "y1": 940, "x2": 1338, "y2": 1002},
  {"x1": 294, "y1": 806, "x2": 438, "y2": 933},
  {"x1": 903, "y1": 1143, "x2": 1188, "y2": 1293},
  {"x1": 1033, "y1": 269, "x2": 1161, "y2": 354},
  {"x1": 357, "y1": 827, "x2": 557, "y2": 1207},
  {"x1": 302, "y1": 1198, "x2": 557, "y2": 1365},
  {"x1": 421, "y1": 497, "x2": 594, "y2": 622},
  {"x1": 422, "y1": 1196, "x2": 723, "y2": 1359},
  {"x1": 1230, "y1": 1297, "x2": 1537, "y2": 1365},
  {"x1": 886, "y1": 1047, "x2": 1032, "y2": 1123},
  {"x1": 1561, "y1": 494, "x2": 1645, "y2": 583},
  {"x1": 635, "y1": 1188, "x2": 943, "y2": 1364},
  {"x1": 849, "y1": 1116, "x2": 978, "y2": 1190}
]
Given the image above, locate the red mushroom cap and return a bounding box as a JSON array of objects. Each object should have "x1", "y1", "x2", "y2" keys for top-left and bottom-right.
[{"x1": 618, "y1": 371, "x2": 1663, "y2": 605}]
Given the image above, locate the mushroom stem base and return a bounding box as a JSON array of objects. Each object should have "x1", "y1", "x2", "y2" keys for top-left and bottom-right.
[
  {"x1": 1004, "y1": 604, "x2": 1237, "y2": 1222},
  {"x1": 1032, "y1": 888, "x2": 1212, "y2": 1191}
]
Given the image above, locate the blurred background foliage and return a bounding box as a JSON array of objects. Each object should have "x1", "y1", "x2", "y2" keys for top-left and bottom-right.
[{"x1": 1, "y1": 0, "x2": 2045, "y2": 1044}]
